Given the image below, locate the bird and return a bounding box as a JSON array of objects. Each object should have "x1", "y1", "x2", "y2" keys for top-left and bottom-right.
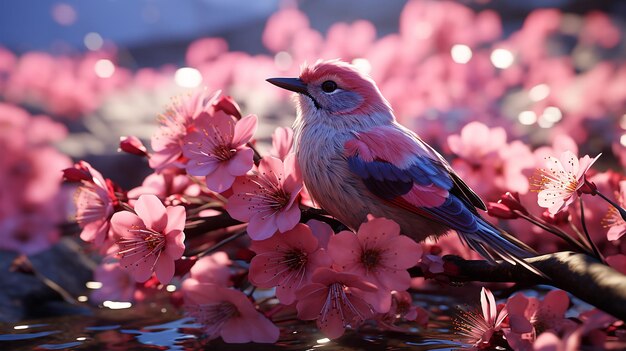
[{"x1": 267, "y1": 59, "x2": 537, "y2": 271}]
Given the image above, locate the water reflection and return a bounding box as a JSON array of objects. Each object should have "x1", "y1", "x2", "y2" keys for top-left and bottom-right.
[{"x1": 0, "y1": 293, "x2": 465, "y2": 350}]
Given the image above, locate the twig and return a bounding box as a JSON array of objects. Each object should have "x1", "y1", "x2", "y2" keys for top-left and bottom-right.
[
  {"x1": 579, "y1": 197, "x2": 603, "y2": 262},
  {"x1": 410, "y1": 252, "x2": 626, "y2": 320}
]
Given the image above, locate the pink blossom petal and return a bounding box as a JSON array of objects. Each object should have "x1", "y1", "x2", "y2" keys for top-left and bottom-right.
[
  {"x1": 296, "y1": 283, "x2": 328, "y2": 320},
  {"x1": 165, "y1": 230, "x2": 185, "y2": 259},
  {"x1": 248, "y1": 214, "x2": 278, "y2": 240},
  {"x1": 541, "y1": 290, "x2": 570, "y2": 318},
  {"x1": 559, "y1": 150, "x2": 579, "y2": 175},
  {"x1": 221, "y1": 317, "x2": 253, "y2": 343},
  {"x1": 376, "y1": 267, "x2": 411, "y2": 291},
  {"x1": 257, "y1": 156, "x2": 284, "y2": 178},
  {"x1": 509, "y1": 314, "x2": 533, "y2": 334},
  {"x1": 281, "y1": 153, "x2": 303, "y2": 193},
  {"x1": 231, "y1": 114, "x2": 258, "y2": 146},
  {"x1": 276, "y1": 205, "x2": 301, "y2": 233},
  {"x1": 481, "y1": 288, "x2": 497, "y2": 325},
  {"x1": 307, "y1": 219, "x2": 333, "y2": 249},
  {"x1": 319, "y1": 307, "x2": 348, "y2": 339},
  {"x1": 110, "y1": 211, "x2": 144, "y2": 239},
  {"x1": 185, "y1": 157, "x2": 220, "y2": 177},
  {"x1": 165, "y1": 206, "x2": 186, "y2": 234},
  {"x1": 226, "y1": 148, "x2": 254, "y2": 176},
  {"x1": 607, "y1": 224, "x2": 626, "y2": 241},
  {"x1": 204, "y1": 164, "x2": 236, "y2": 193},
  {"x1": 327, "y1": 231, "x2": 360, "y2": 267},
  {"x1": 383, "y1": 235, "x2": 422, "y2": 268},
  {"x1": 247, "y1": 315, "x2": 280, "y2": 343},
  {"x1": 155, "y1": 253, "x2": 175, "y2": 284},
  {"x1": 124, "y1": 254, "x2": 156, "y2": 283},
  {"x1": 134, "y1": 195, "x2": 168, "y2": 232},
  {"x1": 208, "y1": 111, "x2": 236, "y2": 140},
  {"x1": 281, "y1": 224, "x2": 318, "y2": 252},
  {"x1": 249, "y1": 252, "x2": 283, "y2": 288}
]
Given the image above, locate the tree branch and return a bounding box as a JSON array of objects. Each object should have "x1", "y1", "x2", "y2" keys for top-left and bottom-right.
[{"x1": 411, "y1": 252, "x2": 626, "y2": 320}]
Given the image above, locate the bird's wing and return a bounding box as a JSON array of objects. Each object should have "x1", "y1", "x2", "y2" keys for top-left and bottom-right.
[{"x1": 344, "y1": 125, "x2": 481, "y2": 233}]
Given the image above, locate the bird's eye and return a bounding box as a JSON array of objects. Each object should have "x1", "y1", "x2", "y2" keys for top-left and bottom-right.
[{"x1": 321, "y1": 80, "x2": 338, "y2": 93}]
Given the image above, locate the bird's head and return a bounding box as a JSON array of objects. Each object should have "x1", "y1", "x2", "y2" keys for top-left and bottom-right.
[{"x1": 267, "y1": 60, "x2": 393, "y2": 125}]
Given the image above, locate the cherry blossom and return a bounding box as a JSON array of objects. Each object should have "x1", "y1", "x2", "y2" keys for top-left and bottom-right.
[
  {"x1": 187, "y1": 251, "x2": 232, "y2": 287},
  {"x1": 90, "y1": 262, "x2": 137, "y2": 304},
  {"x1": 73, "y1": 161, "x2": 116, "y2": 246},
  {"x1": 536, "y1": 151, "x2": 602, "y2": 214},
  {"x1": 327, "y1": 216, "x2": 422, "y2": 312},
  {"x1": 296, "y1": 268, "x2": 376, "y2": 339},
  {"x1": 225, "y1": 154, "x2": 303, "y2": 240},
  {"x1": 149, "y1": 90, "x2": 219, "y2": 171},
  {"x1": 182, "y1": 281, "x2": 279, "y2": 343},
  {"x1": 182, "y1": 112, "x2": 257, "y2": 192},
  {"x1": 110, "y1": 194, "x2": 186, "y2": 284},
  {"x1": 505, "y1": 289, "x2": 577, "y2": 350},
  {"x1": 249, "y1": 223, "x2": 332, "y2": 305},
  {"x1": 454, "y1": 287, "x2": 508, "y2": 349},
  {"x1": 270, "y1": 126, "x2": 294, "y2": 160}
]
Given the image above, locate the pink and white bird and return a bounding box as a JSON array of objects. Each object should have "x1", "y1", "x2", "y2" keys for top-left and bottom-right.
[{"x1": 267, "y1": 59, "x2": 536, "y2": 269}]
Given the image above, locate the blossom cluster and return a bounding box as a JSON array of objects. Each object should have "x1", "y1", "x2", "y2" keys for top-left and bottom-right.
[{"x1": 0, "y1": 103, "x2": 71, "y2": 254}]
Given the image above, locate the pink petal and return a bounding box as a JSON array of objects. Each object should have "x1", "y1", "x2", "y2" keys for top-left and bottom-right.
[
  {"x1": 248, "y1": 315, "x2": 280, "y2": 343},
  {"x1": 165, "y1": 230, "x2": 185, "y2": 259},
  {"x1": 165, "y1": 206, "x2": 186, "y2": 234},
  {"x1": 281, "y1": 153, "x2": 303, "y2": 193},
  {"x1": 281, "y1": 224, "x2": 318, "y2": 252},
  {"x1": 307, "y1": 219, "x2": 333, "y2": 249},
  {"x1": 257, "y1": 156, "x2": 284, "y2": 178},
  {"x1": 204, "y1": 164, "x2": 236, "y2": 193},
  {"x1": 481, "y1": 288, "x2": 497, "y2": 325},
  {"x1": 185, "y1": 157, "x2": 220, "y2": 177},
  {"x1": 296, "y1": 283, "x2": 328, "y2": 320},
  {"x1": 134, "y1": 195, "x2": 167, "y2": 233},
  {"x1": 376, "y1": 267, "x2": 411, "y2": 291},
  {"x1": 382, "y1": 235, "x2": 422, "y2": 268},
  {"x1": 607, "y1": 224, "x2": 626, "y2": 241},
  {"x1": 506, "y1": 293, "x2": 529, "y2": 316},
  {"x1": 224, "y1": 188, "x2": 254, "y2": 222},
  {"x1": 249, "y1": 252, "x2": 283, "y2": 288},
  {"x1": 221, "y1": 317, "x2": 252, "y2": 343},
  {"x1": 208, "y1": 111, "x2": 235, "y2": 141},
  {"x1": 231, "y1": 114, "x2": 258, "y2": 146},
  {"x1": 276, "y1": 205, "x2": 301, "y2": 233},
  {"x1": 319, "y1": 307, "x2": 347, "y2": 339},
  {"x1": 226, "y1": 148, "x2": 254, "y2": 176},
  {"x1": 358, "y1": 287, "x2": 391, "y2": 313},
  {"x1": 248, "y1": 214, "x2": 278, "y2": 240},
  {"x1": 327, "y1": 231, "x2": 360, "y2": 267},
  {"x1": 155, "y1": 253, "x2": 175, "y2": 284},
  {"x1": 509, "y1": 314, "x2": 533, "y2": 334},
  {"x1": 110, "y1": 211, "x2": 144, "y2": 239},
  {"x1": 122, "y1": 254, "x2": 157, "y2": 283},
  {"x1": 559, "y1": 151, "x2": 579, "y2": 176},
  {"x1": 541, "y1": 290, "x2": 569, "y2": 318}
]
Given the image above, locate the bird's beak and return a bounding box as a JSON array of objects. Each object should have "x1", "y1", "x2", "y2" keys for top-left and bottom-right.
[{"x1": 266, "y1": 77, "x2": 308, "y2": 94}]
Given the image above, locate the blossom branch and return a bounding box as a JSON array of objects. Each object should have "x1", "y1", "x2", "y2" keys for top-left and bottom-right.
[{"x1": 411, "y1": 251, "x2": 626, "y2": 320}]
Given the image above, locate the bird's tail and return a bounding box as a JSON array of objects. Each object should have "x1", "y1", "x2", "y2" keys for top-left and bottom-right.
[{"x1": 458, "y1": 217, "x2": 544, "y2": 276}]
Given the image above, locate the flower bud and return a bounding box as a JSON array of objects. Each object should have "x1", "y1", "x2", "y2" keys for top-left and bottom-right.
[
  {"x1": 541, "y1": 209, "x2": 570, "y2": 225},
  {"x1": 487, "y1": 192, "x2": 529, "y2": 219},
  {"x1": 119, "y1": 136, "x2": 148, "y2": 157},
  {"x1": 578, "y1": 178, "x2": 597, "y2": 195},
  {"x1": 62, "y1": 161, "x2": 92, "y2": 182},
  {"x1": 214, "y1": 95, "x2": 241, "y2": 119}
]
